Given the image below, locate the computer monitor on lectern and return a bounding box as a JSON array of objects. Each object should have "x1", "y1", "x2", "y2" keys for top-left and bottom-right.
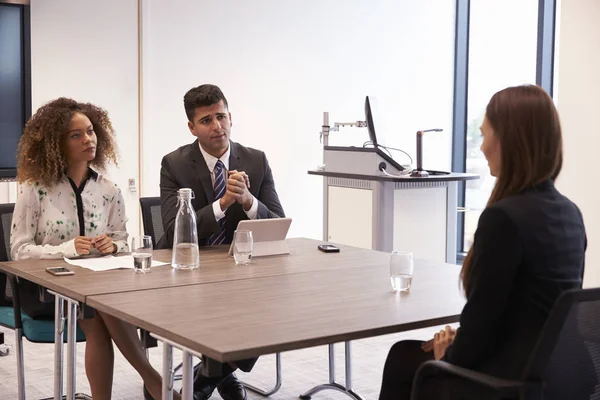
[
  {"x1": 364, "y1": 96, "x2": 406, "y2": 171},
  {"x1": 365, "y1": 96, "x2": 379, "y2": 147}
]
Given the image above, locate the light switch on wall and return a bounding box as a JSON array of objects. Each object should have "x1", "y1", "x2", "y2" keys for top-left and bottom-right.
[{"x1": 128, "y1": 178, "x2": 137, "y2": 193}]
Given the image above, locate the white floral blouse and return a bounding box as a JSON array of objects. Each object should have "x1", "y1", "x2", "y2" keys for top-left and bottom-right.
[{"x1": 10, "y1": 170, "x2": 129, "y2": 260}]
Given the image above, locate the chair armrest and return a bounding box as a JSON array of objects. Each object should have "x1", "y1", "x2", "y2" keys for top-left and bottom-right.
[{"x1": 411, "y1": 360, "x2": 526, "y2": 400}]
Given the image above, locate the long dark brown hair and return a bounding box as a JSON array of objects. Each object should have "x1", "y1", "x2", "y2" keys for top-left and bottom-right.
[{"x1": 461, "y1": 85, "x2": 563, "y2": 293}]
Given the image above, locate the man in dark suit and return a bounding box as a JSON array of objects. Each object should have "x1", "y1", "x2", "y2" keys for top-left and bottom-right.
[{"x1": 159, "y1": 84, "x2": 285, "y2": 400}]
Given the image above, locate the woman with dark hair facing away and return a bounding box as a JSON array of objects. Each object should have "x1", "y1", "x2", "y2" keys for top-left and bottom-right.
[
  {"x1": 11, "y1": 98, "x2": 179, "y2": 400},
  {"x1": 378, "y1": 85, "x2": 587, "y2": 399}
]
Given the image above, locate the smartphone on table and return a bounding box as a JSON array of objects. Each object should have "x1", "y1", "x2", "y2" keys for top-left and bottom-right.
[
  {"x1": 317, "y1": 244, "x2": 340, "y2": 253},
  {"x1": 45, "y1": 266, "x2": 75, "y2": 276}
]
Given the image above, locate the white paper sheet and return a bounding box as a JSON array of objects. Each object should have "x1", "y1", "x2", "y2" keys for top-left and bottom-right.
[{"x1": 64, "y1": 255, "x2": 168, "y2": 271}]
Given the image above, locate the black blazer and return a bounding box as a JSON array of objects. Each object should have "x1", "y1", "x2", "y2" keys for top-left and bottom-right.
[
  {"x1": 444, "y1": 180, "x2": 586, "y2": 379},
  {"x1": 159, "y1": 140, "x2": 285, "y2": 248}
]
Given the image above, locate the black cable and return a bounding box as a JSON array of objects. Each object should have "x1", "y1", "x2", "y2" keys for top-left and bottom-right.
[
  {"x1": 362, "y1": 141, "x2": 413, "y2": 166},
  {"x1": 380, "y1": 144, "x2": 413, "y2": 166}
]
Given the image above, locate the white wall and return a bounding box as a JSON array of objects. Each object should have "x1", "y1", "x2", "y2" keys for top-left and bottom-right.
[
  {"x1": 555, "y1": 0, "x2": 600, "y2": 287},
  {"x1": 140, "y1": 0, "x2": 456, "y2": 240},
  {"x1": 3, "y1": 0, "x2": 456, "y2": 247},
  {"x1": 29, "y1": 0, "x2": 141, "y2": 237}
]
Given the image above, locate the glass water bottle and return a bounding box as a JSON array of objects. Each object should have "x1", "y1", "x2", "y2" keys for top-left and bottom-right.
[{"x1": 171, "y1": 188, "x2": 200, "y2": 269}]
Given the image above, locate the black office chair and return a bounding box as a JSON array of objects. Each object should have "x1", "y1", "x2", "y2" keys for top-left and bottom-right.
[
  {"x1": 0, "y1": 203, "x2": 13, "y2": 305},
  {"x1": 411, "y1": 287, "x2": 600, "y2": 400},
  {"x1": 138, "y1": 197, "x2": 163, "y2": 353},
  {"x1": 0, "y1": 203, "x2": 13, "y2": 357},
  {"x1": 0, "y1": 203, "x2": 90, "y2": 400},
  {"x1": 138, "y1": 196, "x2": 283, "y2": 396},
  {"x1": 139, "y1": 196, "x2": 164, "y2": 249}
]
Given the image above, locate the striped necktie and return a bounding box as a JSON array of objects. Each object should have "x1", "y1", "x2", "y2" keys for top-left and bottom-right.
[{"x1": 208, "y1": 160, "x2": 227, "y2": 245}]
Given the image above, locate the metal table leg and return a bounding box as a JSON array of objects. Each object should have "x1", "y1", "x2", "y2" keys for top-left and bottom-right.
[
  {"x1": 182, "y1": 350, "x2": 194, "y2": 400},
  {"x1": 67, "y1": 300, "x2": 78, "y2": 400},
  {"x1": 48, "y1": 291, "x2": 84, "y2": 400},
  {"x1": 162, "y1": 341, "x2": 174, "y2": 400},
  {"x1": 299, "y1": 342, "x2": 363, "y2": 400},
  {"x1": 242, "y1": 352, "x2": 282, "y2": 397},
  {"x1": 53, "y1": 297, "x2": 65, "y2": 400},
  {"x1": 173, "y1": 361, "x2": 184, "y2": 381},
  {"x1": 39, "y1": 290, "x2": 90, "y2": 400},
  {"x1": 153, "y1": 333, "x2": 204, "y2": 400},
  {"x1": 344, "y1": 342, "x2": 362, "y2": 399}
]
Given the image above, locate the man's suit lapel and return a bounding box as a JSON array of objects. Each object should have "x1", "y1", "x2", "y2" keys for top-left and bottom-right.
[
  {"x1": 228, "y1": 141, "x2": 242, "y2": 173},
  {"x1": 189, "y1": 140, "x2": 215, "y2": 204},
  {"x1": 225, "y1": 142, "x2": 242, "y2": 232}
]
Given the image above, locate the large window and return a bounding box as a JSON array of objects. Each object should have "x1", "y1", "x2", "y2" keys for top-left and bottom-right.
[
  {"x1": 463, "y1": 0, "x2": 539, "y2": 250},
  {"x1": 452, "y1": 0, "x2": 556, "y2": 257}
]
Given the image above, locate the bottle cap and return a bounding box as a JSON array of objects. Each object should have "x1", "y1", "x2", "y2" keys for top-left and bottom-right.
[{"x1": 178, "y1": 188, "x2": 193, "y2": 197}]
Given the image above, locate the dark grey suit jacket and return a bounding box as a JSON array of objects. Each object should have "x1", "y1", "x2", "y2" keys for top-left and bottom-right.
[{"x1": 159, "y1": 140, "x2": 285, "y2": 248}]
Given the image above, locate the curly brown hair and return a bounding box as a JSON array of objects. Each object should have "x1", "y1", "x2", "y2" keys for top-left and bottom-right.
[{"x1": 17, "y1": 97, "x2": 119, "y2": 187}]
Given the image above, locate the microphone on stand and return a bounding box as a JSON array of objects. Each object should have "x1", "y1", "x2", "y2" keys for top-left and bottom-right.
[{"x1": 410, "y1": 128, "x2": 443, "y2": 178}]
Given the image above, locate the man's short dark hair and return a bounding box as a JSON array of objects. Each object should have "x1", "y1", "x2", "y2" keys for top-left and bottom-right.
[{"x1": 184, "y1": 84, "x2": 229, "y2": 122}]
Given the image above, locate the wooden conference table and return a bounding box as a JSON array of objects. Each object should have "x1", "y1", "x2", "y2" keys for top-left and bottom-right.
[{"x1": 0, "y1": 238, "x2": 465, "y2": 400}]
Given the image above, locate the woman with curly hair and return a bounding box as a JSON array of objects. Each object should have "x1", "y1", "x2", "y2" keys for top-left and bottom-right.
[{"x1": 10, "y1": 98, "x2": 177, "y2": 400}]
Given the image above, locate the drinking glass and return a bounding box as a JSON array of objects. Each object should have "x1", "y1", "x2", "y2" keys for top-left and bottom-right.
[
  {"x1": 132, "y1": 235, "x2": 153, "y2": 273},
  {"x1": 390, "y1": 251, "x2": 414, "y2": 291},
  {"x1": 233, "y1": 230, "x2": 253, "y2": 265}
]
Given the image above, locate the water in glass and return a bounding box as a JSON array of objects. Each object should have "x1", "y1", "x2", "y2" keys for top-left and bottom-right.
[
  {"x1": 131, "y1": 235, "x2": 153, "y2": 273},
  {"x1": 133, "y1": 253, "x2": 152, "y2": 273},
  {"x1": 390, "y1": 251, "x2": 414, "y2": 292},
  {"x1": 233, "y1": 230, "x2": 253, "y2": 265},
  {"x1": 390, "y1": 274, "x2": 412, "y2": 291}
]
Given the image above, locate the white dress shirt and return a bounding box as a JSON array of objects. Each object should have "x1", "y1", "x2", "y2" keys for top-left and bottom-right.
[{"x1": 198, "y1": 142, "x2": 258, "y2": 221}]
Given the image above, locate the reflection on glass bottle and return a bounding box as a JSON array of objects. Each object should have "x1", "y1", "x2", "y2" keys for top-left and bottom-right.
[{"x1": 172, "y1": 188, "x2": 200, "y2": 269}]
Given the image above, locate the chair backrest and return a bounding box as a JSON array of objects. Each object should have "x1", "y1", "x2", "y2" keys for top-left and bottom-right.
[
  {"x1": 0, "y1": 203, "x2": 14, "y2": 262},
  {"x1": 139, "y1": 197, "x2": 163, "y2": 248},
  {"x1": 524, "y1": 287, "x2": 600, "y2": 399},
  {"x1": 0, "y1": 203, "x2": 14, "y2": 305}
]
